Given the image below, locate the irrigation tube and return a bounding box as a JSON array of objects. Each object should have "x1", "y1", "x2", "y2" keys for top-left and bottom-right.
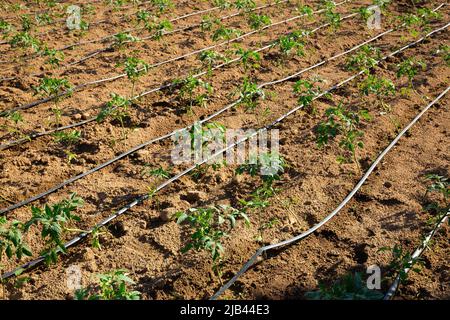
[
  {"x1": 1, "y1": 22, "x2": 448, "y2": 280},
  {"x1": 0, "y1": 0, "x2": 294, "y2": 77},
  {"x1": 383, "y1": 209, "x2": 450, "y2": 300},
  {"x1": 0, "y1": 9, "x2": 423, "y2": 215}
]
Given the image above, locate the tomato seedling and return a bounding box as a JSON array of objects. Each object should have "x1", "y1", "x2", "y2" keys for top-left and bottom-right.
[
  {"x1": 173, "y1": 75, "x2": 213, "y2": 112},
  {"x1": 122, "y1": 56, "x2": 149, "y2": 97},
  {"x1": 0, "y1": 217, "x2": 32, "y2": 261},
  {"x1": 176, "y1": 205, "x2": 250, "y2": 273},
  {"x1": 358, "y1": 75, "x2": 395, "y2": 110},
  {"x1": 316, "y1": 103, "x2": 371, "y2": 169},
  {"x1": 75, "y1": 269, "x2": 141, "y2": 300},
  {"x1": 234, "y1": 78, "x2": 265, "y2": 110},
  {"x1": 33, "y1": 77, "x2": 73, "y2": 127},
  {"x1": 24, "y1": 194, "x2": 84, "y2": 265}
]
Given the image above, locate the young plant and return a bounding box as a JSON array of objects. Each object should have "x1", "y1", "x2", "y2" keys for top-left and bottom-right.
[
  {"x1": 247, "y1": 13, "x2": 271, "y2": 31},
  {"x1": 298, "y1": 5, "x2": 314, "y2": 20},
  {"x1": 322, "y1": 0, "x2": 341, "y2": 32},
  {"x1": 150, "y1": 19, "x2": 172, "y2": 42},
  {"x1": 175, "y1": 205, "x2": 249, "y2": 273},
  {"x1": 0, "y1": 19, "x2": 12, "y2": 38},
  {"x1": 378, "y1": 245, "x2": 423, "y2": 282},
  {"x1": 135, "y1": 9, "x2": 152, "y2": 27},
  {"x1": 234, "y1": 0, "x2": 256, "y2": 12},
  {"x1": 0, "y1": 217, "x2": 32, "y2": 261},
  {"x1": 400, "y1": 9, "x2": 441, "y2": 37},
  {"x1": 188, "y1": 121, "x2": 226, "y2": 163},
  {"x1": 305, "y1": 272, "x2": 384, "y2": 300},
  {"x1": 345, "y1": 45, "x2": 381, "y2": 72},
  {"x1": 142, "y1": 166, "x2": 171, "y2": 180},
  {"x1": 293, "y1": 78, "x2": 324, "y2": 114},
  {"x1": 52, "y1": 130, "x2": 81, "y2": 145},
  {"x1": 396, "y1": 58, "x2": 426, "y2": 89},
  {"x1": 425, "y1": 174, "x2": 449, "y2": 203},
  {"x1": 436, "y1": 44, "x2": 450, "y2": 67},
  {"x1": 236, "y1": 152, "x2": 286, "y2": 199},
  {"x1": 20, "y1": 14, "x2": 33, "y2": 32},
  {"x1": 151, "y1": 0, "x2": 174, "y2": 14},
  {"x1": 276, "y1": 31, "x2": 306, "y2": 60},
  {"x1": 0, "y1": 111, "x2": 29, "y2": 141},
  {"x1": 235, "y1": 47, "x2": 260, "y2": 73},
  {"x1": 75, "y1": 269, "x2": 140, "y2": 300},
  {"x1": 423, "y1": 174, "x2": 449, "y2": 226},
  {"x1": 213, "y1": 0, "x2": 232, "y2": 10},
  {"x1": 200, "y1": 15, "x2": 220, "y2": 32},
  {"x1": 356, "y1": 7, "x2": 372, "y2": 24},
  {"x1": 316, "y1": 103, "x2": 371, "y2": 168},
  {"x1": 358, "y1": 75, "x2": 395, "y2": 110},
  {"x1": 173, "y1": 75, "x2": 213, "y2": 112},
  {"x1": 97, "y1": 93, "x2": 132, "y2": 127},
  {"x1": 235, "y1": 78, "x2": 265, "y2": 110},
  {"x1": 198, "y1": 50, "x2": 228, "y2": 76},
  {"x1": 41, "y1": 47, "x2": 65, "y2": 67},
  {"x1": 112, "y1": 32, "x2": 139, "y2": 49},
  {"x1": 122, "y1": 57, "x2": 149, "y2": 97},
  {"x1": 33, "y1": 77, "x2": 73, "y2": 126},
  {"x1": 9, "y1": 31, "x2": 41, "y2": 53},
  {"x1": 24, "y1": 194, "x2": 84, "y2": 265},
  {"x1": 212, "y1": 24, "x2": 241, "y2": 46},
  {"x1": 35, "y1": 12, "x2": 53, "y2": 26},
  {"x1": 374, "y1": 0, "x2": 391, "y2": 10}
]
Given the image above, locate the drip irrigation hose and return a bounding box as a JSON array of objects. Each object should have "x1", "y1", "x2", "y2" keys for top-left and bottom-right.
[
  {"x1": 210, "y1": 85, "x2": 450, "y2": 300},
  {"x1": 1, "y1": 22, "x2": 448, "y2": 280},
  {"x1": 0, "y1": 8, "x2": 426, "y2": 215},
  {"x1": 383, "y1": 208, "x2": 450, "y2": 300}
]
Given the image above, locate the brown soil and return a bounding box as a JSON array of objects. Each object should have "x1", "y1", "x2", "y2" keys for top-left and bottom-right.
[{"x1": 0, "y1": 0, "x2": 448, "y2": 300}]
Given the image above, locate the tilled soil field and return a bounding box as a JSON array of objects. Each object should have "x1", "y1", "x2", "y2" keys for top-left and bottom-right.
[{"x1": 0, "y1": 0, "x2": 448, "y2": 300}]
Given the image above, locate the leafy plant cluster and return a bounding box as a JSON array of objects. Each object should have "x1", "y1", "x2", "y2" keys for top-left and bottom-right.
[
  {"x1": 236, "y1": 152, "x2": 286, "y2": 200},
  {"x1": 173, "y1": 75, "x2": 214, "y2": 112},
  {"x1": 97, "y1": 93, "x2": 132, "y2": 126},
  {"x1": 358, "y1": 74, "x2": 395, "y2": 110},
  {"x1": 293, "y1": 78, "x2": 324, "y2": 114},
  {"x1": 305, "y1": 272, "x2": 384, "y2": 300},
  {"x1": 423, "y1": 174, "x2": 449, "y2": 226},
  {"x1": 198, "y1": 49, "x2": 229, "y2": 76},
  {"x1": 316, "y1": 102, "x2": 371, "y2": 167},
  {"x1": 175, "y1": 205, "x2": 250, "y2": 270},
  {"x1": 345, "y1": 45, "x2": 381, "y2": 72},
  {"x1": 0, "y1": 194, "x2": 87, "y2": 265},
  {"x1": 321, "y1": 0, "x2": 341, "y2": 31},
  {"x1": 396, "y1": 57, "x2": 426, "y2": 88},
  {"x1": 235, "y1": 78, "x2": 265, "y2": 110},
  {"x1": 75, "y1": 269, "x2": 140, "y2": 300},
  {"x1": 33, "y1": 77, "x2": 73, "y2": 126},
  {"x1": 378, "y1": 244, "x2": 423, "y2": 283},
  {"x1": 275, "y1": 30, "x2": 308, "y2": 60},
  {"x1": 399, "y1": 8, "x2": 442, "y2": 37}
]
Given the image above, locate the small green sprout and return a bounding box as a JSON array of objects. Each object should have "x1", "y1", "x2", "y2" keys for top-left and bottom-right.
[{"x1": 75, "y1": 270, "x2": 140, "y2": 300}]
